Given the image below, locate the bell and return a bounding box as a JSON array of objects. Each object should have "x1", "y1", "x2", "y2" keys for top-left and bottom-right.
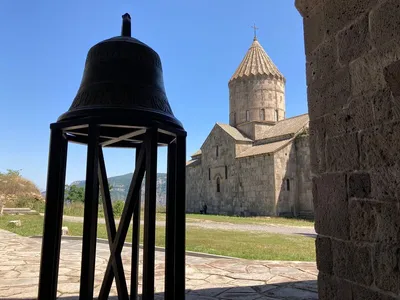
[{"x1": 58, "y1": 13, "x2": 182, "y2": 129}]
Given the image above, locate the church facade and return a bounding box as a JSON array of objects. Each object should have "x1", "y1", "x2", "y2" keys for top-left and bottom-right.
[{"x1": 186, "y1": 37, "x2": 313, "y2": 217}]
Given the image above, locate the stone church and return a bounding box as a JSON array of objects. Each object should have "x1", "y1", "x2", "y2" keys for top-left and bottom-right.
[{"x1": 186, "y1": 36, "x2": 313, "y2": 217}]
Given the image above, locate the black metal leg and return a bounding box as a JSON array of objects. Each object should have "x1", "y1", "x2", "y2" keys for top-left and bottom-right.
[
  {"x1": 98, "y1": 147, "x2": 129, "y2": 300},
  {"x1": 38, "y1": 129, "x2": 68, "y2": 300},
  {"x1": 79, "y1": 124, "x2": 100, "y2": 300},
  {"x1": 131, "y1": 145, "x2": 142, "y2": 300},
  {"x1": 165, "y1": 140, "x2": 177, "y2": 300},
  {"x1": 142, "y1": 128, "x2": 158, "y2": 300},
  {"x1": 99, "y1": 146, "x2": 146, "y2": 298},
  {"x1": 175, "y1": 134, "x2": 186, "y2": 299}
]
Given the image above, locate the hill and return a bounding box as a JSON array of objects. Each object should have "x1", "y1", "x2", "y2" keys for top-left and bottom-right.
[{"x1": 71, "y1": 173, "x2": 167, "y2": 206}]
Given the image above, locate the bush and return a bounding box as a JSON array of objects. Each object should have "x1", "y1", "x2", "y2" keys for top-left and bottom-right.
[{"x1": 113, "y1": 200, "x2": 125, "y2": 217}]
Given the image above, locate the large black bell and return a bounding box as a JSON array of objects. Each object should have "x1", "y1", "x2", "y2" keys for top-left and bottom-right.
[{"x1": 58, "y1": 13, "x2": 182, "y2": 130}]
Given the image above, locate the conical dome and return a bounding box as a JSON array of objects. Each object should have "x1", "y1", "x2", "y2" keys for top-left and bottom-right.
[{"x1": 230, "y1": 37, "x2": 284, "y2": 82}]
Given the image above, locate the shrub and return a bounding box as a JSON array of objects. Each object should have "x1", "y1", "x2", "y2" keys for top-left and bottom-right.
[{"x1": 113, "y1": 200, "x2": 125, "y2": 217}]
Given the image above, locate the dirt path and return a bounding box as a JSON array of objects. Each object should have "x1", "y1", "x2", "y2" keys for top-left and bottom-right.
[{"x1": 61, "y1": 215, "x2": 316, "y2": 237}]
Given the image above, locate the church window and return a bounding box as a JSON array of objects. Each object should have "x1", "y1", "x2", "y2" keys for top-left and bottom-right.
[
  {"x1": 275, "y1": 109, "x2": 279, "y2": 122},
  {"x1": 209, "y1": 168, "x2": 211, "y2": 180},
  {"x1": 286, "y1": 178, "x2": 290, "y2": 191},
  {"x1": 260, "y1": 109, "x2": 265, "y2": 121},
  {"x1": 217, "y1": 177, "x2": 221, "y2": 193},
  {"x1": 225, "y1": 165, "x2": 228, "y2": 179},
  {"x1": 216, "y1": 146, "x2": 219, "y2": 157},
  {"x1": 246, "y1": 110, "x2": 250, "y2": 121}
]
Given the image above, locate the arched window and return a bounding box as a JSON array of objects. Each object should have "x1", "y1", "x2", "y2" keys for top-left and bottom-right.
[
  {"x1": 275, "y1": 109, "x2": 279, "y2": 122},
  {"x1": 225, "y1": 165, "x2": 228, "y2": 179},
  {"x1": 216, "y1": 177, "x2": 221, "y2": 193},
  {"x1": 246, "y1": 110, "x2": 250, "y2": 121},
  {"x1": 260, "y1": 109, "x2": 265, "y2": 121},
  {"x1": 208, "y1": 168, "x2": 211, "y2": 180},
  {"x1": 216, "y1": 146, "x2": 219, "y2": 157},
  {"x1": 286, "y1": 178, "x2": 290, "y2": 191}
]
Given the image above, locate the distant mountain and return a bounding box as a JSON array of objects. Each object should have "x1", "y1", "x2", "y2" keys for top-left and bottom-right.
[{"x1": 70, "y1": 173, "x2": 167, "y2": 206}]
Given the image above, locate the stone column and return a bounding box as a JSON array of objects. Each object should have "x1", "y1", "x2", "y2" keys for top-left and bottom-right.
[{"x1": 296, "y1": 0, "x2": 400, "y2": 298}]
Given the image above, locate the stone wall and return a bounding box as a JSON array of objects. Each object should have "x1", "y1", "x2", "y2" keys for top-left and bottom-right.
[
  {"x1": 295, "y1": 135, "x2": 313, "y2": 215},
  {"x1": 296, "y1": 0, "x2": 400, "y2": 298},
  {"x1": 274, "y1": 143, "x2": 297, "y2": 216},
  {"x1": 229, "y1": 76, "x2": 285, "y2": 129},
  {"x1": 236, "y1": 154, "x2": 276, "y2": 216}
]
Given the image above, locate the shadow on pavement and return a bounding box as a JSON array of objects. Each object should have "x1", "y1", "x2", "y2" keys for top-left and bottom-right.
[{"x1": 0, "y1": 280, "x2": 318, "y2": 300}]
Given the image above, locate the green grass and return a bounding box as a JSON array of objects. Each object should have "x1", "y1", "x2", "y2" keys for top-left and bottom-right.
[
  {"x1": 0, "y1": 214, "x2": 315, "y2": 261},
  {"x1": 60, "y1": 203, "x2": 313, "y2": 227},
  {"x1": 185, "y1": 213, "x2": 314, "y2": 227}
]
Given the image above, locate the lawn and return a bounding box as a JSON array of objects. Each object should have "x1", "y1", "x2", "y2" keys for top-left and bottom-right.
[
  {"x1": 61, "y1": 203, "x2": 314, "y2": 227},
  {"x1": 0, "y1": 214, "x2": 315, "y2": 261}
]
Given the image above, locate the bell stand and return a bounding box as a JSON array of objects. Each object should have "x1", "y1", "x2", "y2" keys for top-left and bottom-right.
[{"x1": 37, "y1": 114, "x2": 186, "y2": 300}]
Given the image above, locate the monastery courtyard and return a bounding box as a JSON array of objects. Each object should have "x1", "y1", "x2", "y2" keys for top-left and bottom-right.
[{"x1": 0, "y1": 229, "x2": 318, "y2": 299}]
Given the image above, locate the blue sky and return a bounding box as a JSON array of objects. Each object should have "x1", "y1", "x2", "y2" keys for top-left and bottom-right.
[{"x1": 0, "y1": 1, "x2": 306, "y2": 191}]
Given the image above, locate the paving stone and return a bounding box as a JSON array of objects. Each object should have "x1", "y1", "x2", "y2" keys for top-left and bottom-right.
[{"x1": 0, "y1": 229, "x2": 317, "y2": 299}]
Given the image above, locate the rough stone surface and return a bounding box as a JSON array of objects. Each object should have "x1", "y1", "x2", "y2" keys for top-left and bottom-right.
[
  {"x1": 298, "y1": 0, "x2": 400, "y2": 297},
  {"x1": 0, "y1": 229, "x2": 318, "y2": 299}
]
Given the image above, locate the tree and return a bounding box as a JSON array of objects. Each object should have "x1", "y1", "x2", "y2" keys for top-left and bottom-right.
[{"x1": 64, "y1": 185, "x2": 85, "y2": 203}]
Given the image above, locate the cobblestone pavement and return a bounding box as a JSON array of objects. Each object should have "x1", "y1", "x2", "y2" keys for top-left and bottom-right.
[
  {"x1": 61, "y1": 215, "x2": 317, "y2": 237},
  {"x1": 0, "y1": 229, "x2": 318, "y2": 299}
]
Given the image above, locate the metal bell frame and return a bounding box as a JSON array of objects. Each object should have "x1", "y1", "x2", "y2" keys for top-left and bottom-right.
[{"x1": 37, "y1": 13, "x2": 186, "y2": 300}]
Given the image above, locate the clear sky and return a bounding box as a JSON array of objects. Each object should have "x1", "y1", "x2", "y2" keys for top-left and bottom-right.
[{"x1": 0, "y1": 1, "x2": 306, "y2": 191}]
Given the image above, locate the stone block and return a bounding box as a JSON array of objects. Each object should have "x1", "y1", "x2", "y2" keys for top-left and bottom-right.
[
  {"x1": 371, "y1": 88, "x2": 397, "y2": 123},
  {"x1": 317, "y1": 272, "x2": 352, "y2": 300},
  {"x1": 349, "y1": 199, "x2": 399, "y2": 243},
  {"x1": 309, "y1": 118, "x2": 326, "y2": 174},
  {"x1": 373, "y1": 243, "x2": 400, "y2": 294},
  {"x1": 323, "y1": 0, "x2": 377, "y2": 35},
  {"x1": 369, "y1": 164, "x2": 400, "y2": 201},
  {"x1": 350, "y1": 52, "x2": 386, "y2": 96},
  {"x1": 370, "y1": 0, "x2": 400, "y2": 48},
  {"x1": 384, "y1": 60, "x2": 400, "y2": 97},
  {"x1": 337, "y1": 13, "x2": 372, "y2": 65},
  {"x1": 8, "y1": 220, "x2": 21, "y2": 227},
  {"x1": 313, "y1": 173, "x2": 349, "y2": 239},
  {"x1": 348, "y1": 173, "x2": 371, "y2": 198},
  {"x1": 315, "y1": 236, "x2": 332, "y2": 274},
  {"x1": 306, "y1": 37, "x2": 339, "y2": 85},
  {"x1": 326, "y1": 133, "x2": 359, "y2": 172},
  {"x1": 307, "y1": 67, "x2": 351, "y2": 119},
  {"x1": 303, "y1": 3, "x2": 326, "y2": 54},
  {"x1": 332, "y1": 239, "x2": 373, "y2": 285},
  {"x1": 360, "y1": 121, "x2": 400, "y2": 169},
  {"x1": 295, "y1": 0, "x2": 319, "y2": 17},
  {"x1": 352, "y1": 284, "x2": 397, "y2": 300}
]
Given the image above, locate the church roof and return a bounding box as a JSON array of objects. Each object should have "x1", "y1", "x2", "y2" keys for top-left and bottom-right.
[
  {"x1": 230, "y1": 37, "x2": 284, "y2": 82},
  {"x1": 217, "y1": 123, "x2": 253, "y2": 142},
  {"x1": 236, "y1": 139, "x2": 290, "y2": 158},
  {"x1": 256, "y1": 113, "x2": 309, "y2": 141},
  {"x1": 191, "y1": 149, "x2": 202, "y2": 157}
]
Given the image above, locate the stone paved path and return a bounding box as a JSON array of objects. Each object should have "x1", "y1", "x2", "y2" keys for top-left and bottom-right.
[
  {"x1": 0, "y1": 229, "x2": 318, "y2": 299},
  {"x1": 61, "y1": 215, "x2": 317, "y2": 237}
]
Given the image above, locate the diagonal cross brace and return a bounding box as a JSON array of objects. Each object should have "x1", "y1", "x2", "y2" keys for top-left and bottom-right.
[
  {"x1": 98, "y1": 147, "x2": 129, "y2": 300},
  {"x1": 98, "y1": 143, "x2": 146, "y2": 299}
]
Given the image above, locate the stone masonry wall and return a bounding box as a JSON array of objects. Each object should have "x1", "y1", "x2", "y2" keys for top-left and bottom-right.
[
  {"x1": 229, "y1": 76, "x2": 285, "y2": 128},
  {"x1": 274, "y1": 143, "x2": 297, "y2": 216},
  {"x1": 235, "y1": 154, "x2": 276, "y2": 216},
  {"x1": 186, "y1": 160, "x2": 204, "y2": 213},
  {"x1": 296, "y1": 0, "x2": 400, "y2": 298},
  {"x1": 295, "y1": 135, "x2": 313, "y2": 215}
]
